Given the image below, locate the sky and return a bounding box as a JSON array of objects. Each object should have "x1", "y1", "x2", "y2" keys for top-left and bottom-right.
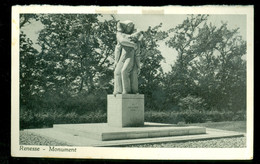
[{"x1": 22, "y1": 14, "x2": 246, "y2": 73}]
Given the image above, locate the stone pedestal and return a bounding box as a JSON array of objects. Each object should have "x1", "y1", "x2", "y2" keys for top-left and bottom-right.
[{"x1": 107, "y1": 94, "x2": 144, "y2": 127}]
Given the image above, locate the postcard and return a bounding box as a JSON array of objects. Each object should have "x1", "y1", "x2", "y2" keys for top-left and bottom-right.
[{"x1": 11, "y1": 5, "x2": 254, "y2": 160}]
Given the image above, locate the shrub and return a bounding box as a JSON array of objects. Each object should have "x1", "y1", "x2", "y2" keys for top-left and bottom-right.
[
  {"x1": 20, "y1": 105, "x2": 246, "y2": 129},
  {"x1": 20, "y1": 110, "x2": 107, "y2": 130},
  {"x1": 181, "y1": 110, "x2": 207, "y2": 123},
  {"x1": 145, "y1": 109, "x2": 246, "y2": 125},
  {"x1": 178, "y1": 95, "x2": 206, "y2": 111}
]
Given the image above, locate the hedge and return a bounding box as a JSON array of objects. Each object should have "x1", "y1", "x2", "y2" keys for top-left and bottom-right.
[{"x1": 20, "y1": 109, "x2": 246, "y2": 129}]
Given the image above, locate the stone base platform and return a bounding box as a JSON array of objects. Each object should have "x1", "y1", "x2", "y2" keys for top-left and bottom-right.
[
  {"x1": 107, "y1": 94, "x2": 144, "y2": 127},
  {"x1": 22, "y1": 122, "x2": 245, "y2": 147},
  {"x1": 53, "y1": 122, "x2": 206, "y2": 141}
]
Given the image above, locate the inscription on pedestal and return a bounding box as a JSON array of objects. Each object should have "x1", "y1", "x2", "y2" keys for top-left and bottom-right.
[
  {"x1": 128, "y1": 103, "x2": 139, "y2": 111},
  {"x1": 107, "y1": 94, "x2": 144, "y2": 127}
]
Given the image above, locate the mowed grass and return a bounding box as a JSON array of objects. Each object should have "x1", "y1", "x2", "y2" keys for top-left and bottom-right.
[{"x1": 189, "y1": 121, "x2": 246, "y2": 133}]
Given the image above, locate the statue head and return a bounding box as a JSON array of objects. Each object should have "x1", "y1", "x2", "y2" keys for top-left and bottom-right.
[{"x1": 117, "y1": 20, "x2": 135, "y2": 34}]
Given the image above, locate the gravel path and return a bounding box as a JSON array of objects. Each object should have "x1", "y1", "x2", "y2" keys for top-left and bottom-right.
[
  {"x1": 20, "y1": 131, "x2": 246, "y2": 148},
  {"x1": 20, "y1": 131, "x2": 70, "y2": 146},
  {"x1": 124, "y1": 136, "x2": 246, "y2": 148}
]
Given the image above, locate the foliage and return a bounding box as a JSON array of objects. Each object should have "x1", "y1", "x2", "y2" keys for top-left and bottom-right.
[
  {"x1": 20, "y1": 14, "x2": 40, "y2": 108},
  {"x1": 36, "y1": 14, "x2": 116, "y2": 96},
  {"x1": 138, "y1": 23, "x2": 168, "y2": 110},
  {"x1": 165, "y1": 14, "x2": 246, "y2": 111},
  {"x1": 20, "y1": 14, "x2": 39, "y2": 28},
  {"x1": 20, "y1": 110, "x2": 107, "y2": 129},
  {"x1": 178, "y1": 95, "x2": 206, "y2": 111},
  {"x1": 164, "y1": 15, "x2": 209, "y2": 106},
  {"x1": 145, "y1": 109, "x2": 246, "y2": 125},
  {"x1": 20, "y1": 109, "x2": 246, "y2": 129}
]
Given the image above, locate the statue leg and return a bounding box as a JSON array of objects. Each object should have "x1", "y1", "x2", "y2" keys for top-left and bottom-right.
[
  {"x1": 130, "y1": 64, "x2": 139, "y2": 94},
  {"x1": 121, "y1": 57, "x2": 134, "y2": 94},
  {"x1": 114, "y1": 61, "x2": 123, "y2": 94}
]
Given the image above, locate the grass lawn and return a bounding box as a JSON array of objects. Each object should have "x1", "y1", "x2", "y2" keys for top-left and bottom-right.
[{"x1": 189, "y1": 121, "x2": 246, "y2": 133}]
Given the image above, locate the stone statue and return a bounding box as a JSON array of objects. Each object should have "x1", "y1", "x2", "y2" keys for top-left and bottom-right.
[{"x1": 113, "y1": 20, "x2": 143, "y2": 96}]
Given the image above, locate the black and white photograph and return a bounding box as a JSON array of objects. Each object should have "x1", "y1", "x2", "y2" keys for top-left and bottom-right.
[{"x1": 11, "y1": 6, "x2": 253, "y2": 159}]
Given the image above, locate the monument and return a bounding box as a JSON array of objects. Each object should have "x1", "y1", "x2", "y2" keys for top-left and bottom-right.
[{"x1": 108, "y1": 20, "x2": 144, "y2": 127}]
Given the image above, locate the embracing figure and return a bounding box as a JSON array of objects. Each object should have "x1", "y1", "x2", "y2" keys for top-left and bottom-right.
[{"x1": 113, "y1": 20, "x2": 143, "y2": 96}]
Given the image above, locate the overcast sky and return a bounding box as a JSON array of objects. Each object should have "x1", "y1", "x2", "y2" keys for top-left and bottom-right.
[{"x1": 22, "y1": 14, "x2": 246, "y2": 73}]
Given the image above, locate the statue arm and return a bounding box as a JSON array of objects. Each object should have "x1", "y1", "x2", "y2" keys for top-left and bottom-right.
[
  {"x1": 114, "y1": 44, "x2": 122, "y2": 68},
  {"x1": 116, "y1": 32, "x2": 137, "y2": 48},
  {"x1": 131, "y1": 30, "x2": 143, "y2": 39},
  {"x1": 135, "y1": 53, "x2": 141, "y2": 75},
  {"x1": 134, "y1": 32, "x2": 143, "y2": 70},
  {"x1": 135, "y1": 42, "x2": 141, "y2": 69},
  {"x1": 135, "y1": 55, "x2": 141, "y2": 69}
]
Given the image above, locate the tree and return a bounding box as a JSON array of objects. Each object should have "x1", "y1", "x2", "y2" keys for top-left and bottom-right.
[
  {"x1": 165, "y1": 15, "x2": 246, "y2": 112},
  {"x1": 165, "y1": 15, "x2": 209, "y2": 107},
  {"x1": 37, "y1": 14, "x2": 117, "y2": 97},
  {"x1": 92, "y1": 15, "x2": 118, "y2": 93},
  {"x1": 213, "y1": 23, "x2": 246, "y2": 111},
  {"x1": 20, "y1": 14, "x2": 40, "y2": 108},
  {"x1": 190, "y1": 22, "x2": 246, "y2": 111},
  {"x1": 138, "y1": 23, "x2": 168, "y2": 110},
  {"x1": 20, "y1": 14, "x2": 39, "y2": 28},
  {"x1": 185, "y1": 22, "x2": 227, "y2": 110}
]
